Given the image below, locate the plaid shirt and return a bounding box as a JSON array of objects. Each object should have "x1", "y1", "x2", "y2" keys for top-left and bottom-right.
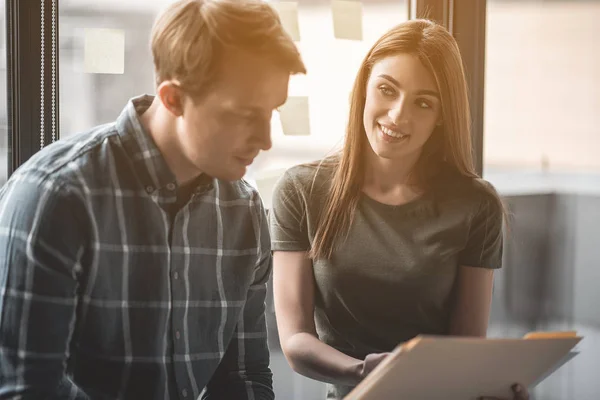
[{"x1": 0, "y1": 96, "x2": 274, "y2": 400}]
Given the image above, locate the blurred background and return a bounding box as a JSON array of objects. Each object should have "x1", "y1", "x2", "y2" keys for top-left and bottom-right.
[{"x1": 2, "y1": 0, "x2": 599, "y2": 398}]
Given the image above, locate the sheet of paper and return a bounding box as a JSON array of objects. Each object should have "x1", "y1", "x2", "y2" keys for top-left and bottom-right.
[
  {"x1": 84, "y1": 28, "x2": 125, "y2": 74},
  {"x1": 278, "y1": 96, "x2": 311, "y2": 136},
  {"x1": 271, "y1": 1, "x2": 301, "y2": 41},
  {"x1": 331, "y1": 0, "x2": 363, "y2": 41}
]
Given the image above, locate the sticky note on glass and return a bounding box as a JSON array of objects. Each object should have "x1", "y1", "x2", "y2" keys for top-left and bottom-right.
[
  {"x1": 331, "y1": 0, "x2": 363, "y2": 41},
  {"x1": 271, "y1": 1, "x2": 301, "y2": 41},
  {"x1": 278, "y1": 96, "x2": 310, "y2": 136},
  {"x1": 84, "y1": 28, "x2": 125, "y2": 74}
]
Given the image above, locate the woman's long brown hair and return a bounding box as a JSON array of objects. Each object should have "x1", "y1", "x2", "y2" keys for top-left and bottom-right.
[{"x1": 310, "y1": 19, "x2": 499, "y2": 260}]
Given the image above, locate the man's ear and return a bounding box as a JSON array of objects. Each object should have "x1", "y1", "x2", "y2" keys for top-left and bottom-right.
[{"x1": 157, "y1": 81, "x2": 185, "y2": 117}]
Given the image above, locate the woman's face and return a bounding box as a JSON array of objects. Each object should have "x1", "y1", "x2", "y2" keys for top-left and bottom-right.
[{"x1": 363, "y1": 53, "x2": 442, "y2": 164}]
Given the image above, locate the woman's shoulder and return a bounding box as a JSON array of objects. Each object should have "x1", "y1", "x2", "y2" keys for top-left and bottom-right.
[
  {"x1": 271, "y1": 158, "x2": 336, "y2": 216},
  {"x1": 278, "y1": 157, "x2": 337, "y2": 196},
  {"x1": 433, "y1": 165, "x2": 502, "y2": 209}
]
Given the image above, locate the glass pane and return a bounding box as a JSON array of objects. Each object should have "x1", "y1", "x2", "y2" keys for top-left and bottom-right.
[
  {"x1": 485, "y1": 1, "x2": 600, "y2": 399},
  {"x1": 59, "y1": 1, "x2": 163, "y2": 135},
  {"x1": 252, "y1": 0, "x2": 409, "y2": 178},
  {"x1": 60, "y1": 0, "x2": 407, "y2": 178},
  {"x1": 485, "y1": 0, "x2": 600, "y2": 173},
  {"x1": 0, "y1": 1, "x2": 8, "y2": 184}
]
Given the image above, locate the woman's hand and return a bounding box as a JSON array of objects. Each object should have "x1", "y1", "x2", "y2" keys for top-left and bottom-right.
[
  {"x1": 478, "y1": 383, "x2": 530, "y2": 400},
  {"x1": 360, "y1": 352, "x2": 529, "y2": 400},
  {"x1": 359, "y1": 352, "x2": 391, "y2": 379}
]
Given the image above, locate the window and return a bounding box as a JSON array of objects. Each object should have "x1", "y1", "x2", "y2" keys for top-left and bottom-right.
[
  {"x1": 59, "y1": 0, "x2": 157, "y2": 135},
  {"x1": 58, "y1": 0, "x2": 407, "y2": 192},
  {"x1": 484, "y1": 2, "x2": 600, "y2": 398},
  {"x1": 252, "y1": 0, "x2": 408, "y2": 179},
  {"x1": 484, "y1": 0, "x2": 600, "y2": 173}
]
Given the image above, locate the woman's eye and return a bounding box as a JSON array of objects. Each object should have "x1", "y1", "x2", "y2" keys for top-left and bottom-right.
[
  {"x1": 416, "y1": 99, "x2": 432, "y2": 109},
  {"x1": 378, "y1": 85, "x2": 395, "y2": 97}
]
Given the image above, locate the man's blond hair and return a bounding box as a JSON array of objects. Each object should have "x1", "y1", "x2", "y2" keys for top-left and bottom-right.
[{"x1": 151, "y1": 0, "x2": 306, "y2": 94}]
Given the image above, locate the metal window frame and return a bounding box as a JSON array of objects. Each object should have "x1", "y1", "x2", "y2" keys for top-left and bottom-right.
[
  {"x1": 408, "y1": 0, "x2": 487, "y2": 176},
  {"x1": 6, "y1": 0, "x2": 59, "y2": 176}
]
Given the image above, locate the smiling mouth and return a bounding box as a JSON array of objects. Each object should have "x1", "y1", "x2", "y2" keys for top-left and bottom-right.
[{"x1": 378, "y1": 123, "x2": 409, "y2": 140}]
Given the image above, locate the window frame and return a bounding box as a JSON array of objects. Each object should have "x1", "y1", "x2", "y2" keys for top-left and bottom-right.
[{"x1": 6, "y1": 0, "x2": 59, "y2": 175}]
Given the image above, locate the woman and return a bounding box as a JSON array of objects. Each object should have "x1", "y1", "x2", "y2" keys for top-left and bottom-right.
[{"x1": 269, "y1": 19, "x2": 529, "y2": 400}]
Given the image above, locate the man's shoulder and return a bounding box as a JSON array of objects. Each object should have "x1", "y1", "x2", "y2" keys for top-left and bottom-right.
[
  {"x1": 0, "y1": 124, "x2": 117, "y2": 223},
  {"x1": 11, "y1": 123, "x2": 119, "y2": 189}
]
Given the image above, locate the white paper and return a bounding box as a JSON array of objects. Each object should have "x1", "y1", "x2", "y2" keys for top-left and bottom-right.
[{"x1": 84, "y1": 28, "x2": 125, "y2": 74}]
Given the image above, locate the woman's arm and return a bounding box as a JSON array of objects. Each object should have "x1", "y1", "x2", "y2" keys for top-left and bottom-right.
[
  {"x1": 448, "y1": 266, "x2": 494, "y2": 337},
  {"x1": 273, "y1": 251, "x2": 365, "y2": 386},
  {"x1": 449, "y1": 267, "x2": 531, "y2": 400}
]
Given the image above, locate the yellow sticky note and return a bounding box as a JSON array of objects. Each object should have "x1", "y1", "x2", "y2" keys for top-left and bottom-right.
[
  {"x1": 331, "y1": 0, "x2": 363, "y2": 41},
  {"x1": 84, "y1": 28, "x2": 125, "y2": 74},
  {"x1": 279, "y1": 96, "x2": 310, "y2": 136},
  {"x1": 271, "y1": 1, "x2": 301, "y2": 41}
]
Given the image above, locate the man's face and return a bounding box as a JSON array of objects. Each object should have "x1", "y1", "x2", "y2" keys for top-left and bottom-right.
[{"x1": 178, "y1": 49, "x2": 289, "y2": 182}]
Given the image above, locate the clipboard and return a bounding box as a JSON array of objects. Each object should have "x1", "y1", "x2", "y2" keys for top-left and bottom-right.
[{"x1": 344, "y1": 331, "x2": 582, "y2": 400}]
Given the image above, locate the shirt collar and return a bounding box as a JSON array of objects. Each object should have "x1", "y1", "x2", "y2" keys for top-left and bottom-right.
[{"x1": 115, "y1": 94, "x2": 179, "y2": 194}]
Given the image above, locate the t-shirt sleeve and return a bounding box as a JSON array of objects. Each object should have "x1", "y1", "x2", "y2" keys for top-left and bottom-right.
[
  {"x1": 269, "y1": 169, "x2": 311, "y2": 252},
  {"x1": 457, "y1": 182, "x2": 504, "y2": 269}
]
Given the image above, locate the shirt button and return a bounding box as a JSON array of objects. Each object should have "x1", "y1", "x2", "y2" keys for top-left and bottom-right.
[
  {"x1": 166, "y1": 182, "x2": 176, "y2": 191},
  {"x1": 145, "y1": 185, "x2": 154, "y2": 193},
  {"x1": 176, "y1": 331, "x2": 181, "y2": 340},
  {"x1": 173, "y1": 271, "x2": 179, "y2": 280},
  {"x1": 182, "y1": 389, "x2": 188, "y2": 397}
]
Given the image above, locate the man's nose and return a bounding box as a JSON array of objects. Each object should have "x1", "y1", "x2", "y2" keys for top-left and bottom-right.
[{"x1": 254, "y1": 122, "x2": 272, "y2": 151}]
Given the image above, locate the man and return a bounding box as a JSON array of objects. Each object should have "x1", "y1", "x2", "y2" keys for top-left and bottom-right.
[{"x1": 0, "y1": 0, "x2": 305, "y2": 398}]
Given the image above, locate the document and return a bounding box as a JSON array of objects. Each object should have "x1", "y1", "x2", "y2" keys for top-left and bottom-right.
[{"x1": 344, "y1": 331, "x2": 582, "y2": 400}]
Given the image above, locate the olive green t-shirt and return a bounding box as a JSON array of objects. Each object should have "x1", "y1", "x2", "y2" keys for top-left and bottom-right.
[{"x1": 269, "y1": 162, "x2": 504, "y2": 399}]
